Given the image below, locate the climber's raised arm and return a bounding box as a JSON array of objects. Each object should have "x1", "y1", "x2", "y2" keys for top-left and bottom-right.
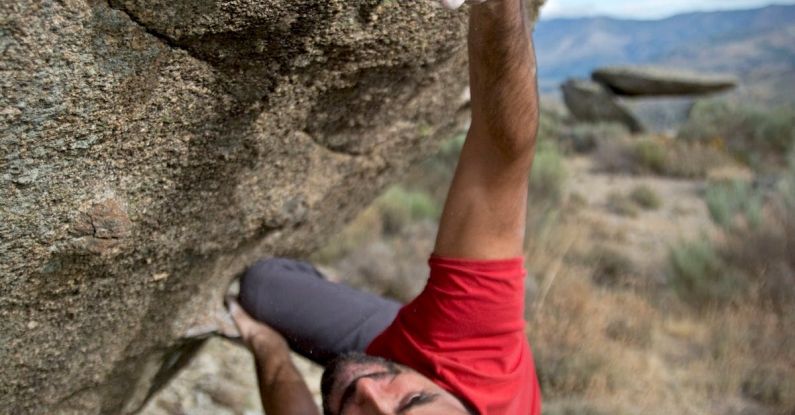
[
  {"x1": 434, "y1": 0, "x2": 539, "y2": 259},
  {"x1": 228, "y1": 300, "x2": 320, "y2": 415}
]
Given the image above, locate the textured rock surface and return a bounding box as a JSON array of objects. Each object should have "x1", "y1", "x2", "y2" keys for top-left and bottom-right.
[
  {"x1": 561, "y1": 79, "x2": 643, "y2": 132},
  {"x1": 592, "y1": 66, "x2": 738, "y2": 96},
  {"x1": 0, "y1": 0, "x2": 492, "y2": 413}
]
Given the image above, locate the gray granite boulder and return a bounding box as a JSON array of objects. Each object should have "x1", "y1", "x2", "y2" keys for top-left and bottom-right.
[
  {"x1": 561, "y1": 79, "x2": 643, "y2": 132},
  {"x1": 0, "y1": 0, "x2": 539, "y2": 413},
  {"x1": 592, "y1": 66, "x2": 738, "y2": 96}
]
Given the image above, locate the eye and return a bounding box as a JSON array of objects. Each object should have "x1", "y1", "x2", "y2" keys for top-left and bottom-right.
[
  {"x1": 399, "y1": 392, "x2": 438, "y2": 411},
  {"x1": 407, "y1": 393, "x2": 425, "y2": 404}
]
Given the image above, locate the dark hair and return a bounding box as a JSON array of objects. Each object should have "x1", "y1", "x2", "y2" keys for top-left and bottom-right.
[
  {"x1": 320, "y1": 352, "x2": 398, "y2": 415},
  {"x1": 320, "y1": 352, "x2": 479, "y2": 415}
]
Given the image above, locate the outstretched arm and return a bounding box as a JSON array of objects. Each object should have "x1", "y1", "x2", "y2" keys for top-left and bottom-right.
[
  {"x1": 434, "y1": 0, "x2": 539, "y2": 259},
  {"x1": 229, "y1": 300, "x2": 320, "y2": 415}
]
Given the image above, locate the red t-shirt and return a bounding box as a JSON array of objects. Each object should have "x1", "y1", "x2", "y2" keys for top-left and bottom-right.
[{"x1": 366, "y1": 256, "x2": 541, "y2": 415}]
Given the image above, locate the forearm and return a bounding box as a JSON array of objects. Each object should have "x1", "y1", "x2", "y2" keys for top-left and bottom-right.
[
  {"x1": 468, "y1": 0, "x2": 539, "y2": 160},
  {"x1": 250, "y1": 340, "x2": 320, "y2": 415}
]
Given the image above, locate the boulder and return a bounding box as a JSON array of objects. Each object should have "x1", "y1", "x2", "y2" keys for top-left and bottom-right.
[
  {"x1": 561, "y1": 79, "x2": 643, "y2": 132},
  {"x1": 0, "y1": 0, "x2": 549, "y2": 413},
  {"x1": 592, "y1": 66, "x2": 738, "y2": 96}
]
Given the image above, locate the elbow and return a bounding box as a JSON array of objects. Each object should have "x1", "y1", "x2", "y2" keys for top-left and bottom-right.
[{"x1": 490, "y1": 102, "x2": 539, "y2": 162}]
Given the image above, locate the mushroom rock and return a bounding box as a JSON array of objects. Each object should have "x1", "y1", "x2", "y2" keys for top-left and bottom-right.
[
  {"x1": 592, "y1": 66, "x2": 738, "y2": 97},
  {"x1": 561, "y1": 79, "x2": 644, "y2": 133}
]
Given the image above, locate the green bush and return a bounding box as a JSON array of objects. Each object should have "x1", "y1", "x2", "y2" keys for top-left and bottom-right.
[
  {"x1": 704, "y1": 180, "x2": 763, "y2": 229},
  {"x1": 410, "y1": 134, "x2": 465, "y2": 201},
  {"x1": 530, "y1": 141, "x2": 568, "y2": 202},
  {"x1": 375, "y1": 186, "x2": 440, "y2": 234},
  {"x1": 537, "y1": 107, "x2": 568, "y2": 144},
  {"x1": 672, "y1": 151, "x2": 795, "y2": 313},
  {"x1": 561, "y1": 123, "x2": 629, "y2": 154},
  {"x1": 632, "y1": 137, "x2": 668, "y2": 174},
  {"x1": 669, "y1": 238, "x2": 744, "y2": 308},
  {"x1": 630, "y1": 185, "x2": 662, "y2": 210},
  {"x1": 679, "y1": 100, "x2": 795, "y2": 170}
]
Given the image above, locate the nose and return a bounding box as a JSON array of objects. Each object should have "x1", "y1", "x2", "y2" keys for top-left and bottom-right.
[{"x1": 353, "y1": 377, "x2": 393, "y2": 414}]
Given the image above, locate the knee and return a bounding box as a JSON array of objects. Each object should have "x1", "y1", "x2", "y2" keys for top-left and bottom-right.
[
  {"x1": 239, "y1": 257, "x2": 321, "y2": 307},
  {"x1": 239, "y1": 258, "x2": 283, "y2": 310}
]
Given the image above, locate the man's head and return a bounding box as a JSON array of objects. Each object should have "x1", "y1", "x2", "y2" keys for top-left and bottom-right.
[{"x1": 320, "y1": 352, "x2": 474, "y2": 415}]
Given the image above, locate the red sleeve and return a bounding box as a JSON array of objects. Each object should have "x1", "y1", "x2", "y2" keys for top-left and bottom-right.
[{"x1": 366, "y1": 256, "x2": 541, "y2": 415}]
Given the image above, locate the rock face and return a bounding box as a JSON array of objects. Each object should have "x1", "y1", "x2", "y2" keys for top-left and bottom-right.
[
  {"x1": 0, "y1": 0, "x2": 539, "y2": 413},
  {"x1": 561, "y1": 79, "x2": 643, "y2": 132},
  {"x1": 592, "y1": 66, "x2": 738, "y2": 96}
]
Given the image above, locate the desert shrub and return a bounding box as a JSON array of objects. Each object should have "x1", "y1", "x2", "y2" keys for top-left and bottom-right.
[
  {"x1": 311, "y1": 207, "x2": 382, "y2": 263},
  {"x1": 606, "y1": 191, "x2": 639, "y2": 218},
  {"x1": 537, "y1": 106, "x2": 568, "y2": 143},
  {"x1": 530, "y1": 141, "x2": 567, "y2": 202},
  {"x1": 630, "y1": 185, "x2": 662, "y2": 210},
  {"x1": 595, "y1": 135, "x2": 730, "y2": 178},
  {"x1": 717, "y1": 156, "x2": 795, "y2": 312},
  {"x1": 375, "y1": 186, "x2": 440, "y2": 234},
  {"x1": 668, "y1": 238, "x2": 745, "y2": 308},
  {"x1": 560, "y1": 122, "x2": 629, "y2": 154},
  {"x1": 409, "y1": 134, "x2": 465, "y2": 201},
  {"x1": 679, "y1": 100, "x2": 795, "y2": 170},
  {"x1": 535, "y1": 348, "x2": 609, "y2": 397},
  {"x1": 632, "y1": 137, "x2": 668, "y2": 174},
  {"x1": 590, "y1": 247, "x2": 635, "y2": 287},
  {"x1": 664, "y1": 141, "x2": 735, "y2": 178},
  {"x1": 742, "y1": 365, "x2": 795, "y2": 409},
  {"x1": 673, "y1": 154, "x2": 795, "y2": 312},
  {"x1": 605, "y1": 318, "x2": 653, "y2": 349},
  {"x1": 704, "y1": 180, "x2": 763, "y2": 229}
]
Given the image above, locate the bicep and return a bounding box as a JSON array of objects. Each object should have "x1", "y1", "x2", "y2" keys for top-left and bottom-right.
[{"x1": 433, "y1": 124, "x2": 533, "y2": 259}]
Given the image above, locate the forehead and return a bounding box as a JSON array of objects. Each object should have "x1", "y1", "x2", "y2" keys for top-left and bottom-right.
[{"x1": 332, "y1": 370, "x2": 470, "y2": 415}]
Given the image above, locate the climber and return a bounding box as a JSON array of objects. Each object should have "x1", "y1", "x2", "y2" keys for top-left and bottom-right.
[{"x1": 227, "y1": 0, "x2": 541, "y2": 413}]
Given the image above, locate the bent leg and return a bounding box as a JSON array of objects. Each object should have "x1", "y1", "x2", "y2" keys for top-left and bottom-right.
[{"x1": 238, "y1": 258, "x2": 402, "y2": 366}]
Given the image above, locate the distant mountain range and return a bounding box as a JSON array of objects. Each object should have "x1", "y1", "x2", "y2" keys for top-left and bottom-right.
[{"x1": 534, "y1": 4, "x2": 795, "y2": 104}]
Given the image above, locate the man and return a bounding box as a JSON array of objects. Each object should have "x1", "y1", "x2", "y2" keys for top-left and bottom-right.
[{"x1": 228, "y1": 0, "x2": 541, "y2": 413}]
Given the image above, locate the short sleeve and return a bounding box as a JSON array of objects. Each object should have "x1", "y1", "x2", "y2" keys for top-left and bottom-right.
[{"x1": 366, "y1": 256, "x2": 540, "y2": 415}]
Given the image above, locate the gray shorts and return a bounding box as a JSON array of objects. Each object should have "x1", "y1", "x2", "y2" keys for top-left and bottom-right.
[{"x1": 238, "y1": 258, "x2": 402, "y2": 365}]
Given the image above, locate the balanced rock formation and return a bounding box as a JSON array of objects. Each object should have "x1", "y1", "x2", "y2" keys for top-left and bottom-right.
[
  {"x1": 592, "y1": 66, "x2": 738, "y2": 96},
  {"x1": 0, "y1": 0, "x2": 551, "y2": 413},
  {"x1": 561, "y1": 79, "x2": 643, "y2": 132},
  {"x1": 562, "y1": 65, "x2": 737, "y2": 131}
]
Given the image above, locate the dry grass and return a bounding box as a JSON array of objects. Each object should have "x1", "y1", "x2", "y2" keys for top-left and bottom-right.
[
  {"x1": 595, "y1": 134, "x2": 734, "y2": 178},
  {"x1": 606, "y1": 191, "x2": 641, "y2": 218}
]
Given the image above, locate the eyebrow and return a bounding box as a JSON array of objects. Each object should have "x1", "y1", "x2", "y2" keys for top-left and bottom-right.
[{"x1": 337, "y1": 371, "x2": 398, "y2": 415}]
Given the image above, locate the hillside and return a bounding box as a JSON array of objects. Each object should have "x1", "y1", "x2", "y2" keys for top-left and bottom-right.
[{"x1": 535, "y1": 4, "x2": 795, "y2": 103}]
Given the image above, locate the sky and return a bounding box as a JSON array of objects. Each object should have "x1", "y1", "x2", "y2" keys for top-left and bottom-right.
[{"x1": 540, "y1": 0, "x2": 795, "y2": 19}]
